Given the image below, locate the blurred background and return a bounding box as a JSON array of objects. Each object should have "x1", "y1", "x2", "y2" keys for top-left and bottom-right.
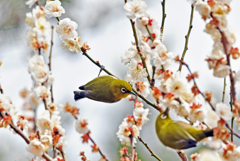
[{"x1": 1, "y1": 0, "x2": 240, "y2": 160}]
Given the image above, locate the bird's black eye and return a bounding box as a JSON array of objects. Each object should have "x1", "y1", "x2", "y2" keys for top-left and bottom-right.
[
  {"x1": 161, "y1": 114, "x2": 167, "y2": 119},
  {"x1": 121, "y1": 88, "x2": 126, "y2": 93}
]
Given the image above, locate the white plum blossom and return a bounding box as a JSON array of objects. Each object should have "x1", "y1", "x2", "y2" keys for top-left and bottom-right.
[
  {"x1": 117, "y1": 121, "x2": 135, "y2": 146},
  {"x1": 215, "y1": 102, "x2": 233, "y2": 120},
  {"x1": 44, "y1": 0, "x2": 65, "y2": 18},
  {"x1": 25, "y1": 12, "x2": 35, "y2": 27},
  {"x1": 126, "y1": 59, "x2": 148, "y2": 84},
  {"x1": 136, "y1": 81, "x2": 150, "y2": 97},
  {"x1": 133, "y1": 107, "x2": 149, "y2": 129},
  {"x1": 28, "y1": 55, "x2": 46, "y2": 71},
  {"x1": 195, "y1": 1, "x2": 211, "y2": 20},
  {"x1": 26, "y1": 139, "x2": 45, "y2": 157},
  {"x1": 32, "y1": 6, "x2": 45, "y2": 20},
  {"x1": 35, "y1": 17, "x2": 51, "y2": 37},
  {"x1": 26, "y1": 0, "x2": 37, "y2": 8},
  {"x1": 121, "y1": 45, "x2": 139, "y2": 65},
  {"x1": 213, "y1": 64, "x2": 230, "y2": 78},
  {"x1": 40, "y1": 130, "x2": 53, "y2": 151},
  {"x1": 189, "y1": 108, "x2": 205, "y2": 123},
  {"x1": 205, "y1": 109, "x2": 220, "y2": 128},
  {"x1": 165, "y1": 71, "x2": 189, "y2": 96},
  {"x1": 197, "y1": 149, "x2": 222, "y2": 161},
  {"x1": 62, "y1": 37, "x2": 82, "y2": 53},
  {"x1": 34, "y1": 86, "x2": 50, "y2": 100},
  {"x1": 153, "y1": 43, "x2": 173, "y2": 68},
  {"x1": 0, "y1": 94, "x2": 14, "y2": 112},
  {"x1": 56, "y1": 18, "x2": 78, "y2": 41},
  {"x1": 37, "y1": 110, "x2": 52, "y2": 131},
  {"x1": 235, "y1": 70, "x2": 240, "y2": 82},
  {"x1": 75, "y1": 117, "x2": 89, "y2": 134},
  {"x1": 124, "y1": 0, "x2": 147, "y2": 19}
]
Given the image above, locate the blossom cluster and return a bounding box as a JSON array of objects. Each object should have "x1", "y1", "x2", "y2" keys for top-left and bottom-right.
[
  {"x1": 195, "y1": 0, "x2": 240, "y2": 78},
  {"x1": 117, "y1": 101, "x2": 149, "y2": 146}
]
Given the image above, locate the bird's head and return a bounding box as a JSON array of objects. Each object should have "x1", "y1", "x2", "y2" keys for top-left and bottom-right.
[
  {"x1": 156, "y1": 107, "x2": 170, "y2": 129},
  {"x1": 113, "y1": 80, "x2": 134, "y2": 99}
]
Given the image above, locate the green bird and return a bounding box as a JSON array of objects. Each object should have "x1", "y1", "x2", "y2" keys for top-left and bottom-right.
[
  {"x1": 155, "y1": 108, "x2": 214, "y2": 149},
  {"x1": 74, "y1": 75, "x2": 134, "y2": 103}
]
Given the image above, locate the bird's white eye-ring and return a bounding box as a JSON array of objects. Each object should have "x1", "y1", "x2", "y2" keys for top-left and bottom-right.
[
  {"x1": 161, "y1": 114, "x2": 167, "y2": 119},
  {"x1": 121, "y1": 88, "x2": 126, "y2": 93}
]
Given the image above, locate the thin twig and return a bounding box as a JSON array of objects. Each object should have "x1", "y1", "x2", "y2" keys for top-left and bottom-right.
[
  {"x1": 180, "y1": 61, "x2": 215, "y2": 111},
  {"x1": 178, "y1": 4, "x2": 194, "y2": 71},
  {"x1": 160, "y1": 0, "x2": 166, "y2": 42},
  {"x1": 222, "y1": 78, "x2": 226, "y2": 103},
  {"x1": 130, "y1": 136, "x2": 136, "y2": 161},
  {"x1": 145, "y1": 25, "x2": 154, "y2": 42},
  {"x1": 230, "y1": 95, "x2": 233, "y2": 141},
  {"x1": 49, "y1": 26, "x2": 54, "y2": 103},
  {"x1": 0, "y1": 84, "x2": 3, "y2": 94},
  {"x1": 177, "y1": 150, "x2": 188, "y2": 161},
  {"x1": 43, "y1": 99, "x2": 48, "y2": 110},
  {"x1": 138, "y1": 137, "x2": 162, "y2": 161},
  {"x1": 87, "y1": 133, "x2": 109, "y2": 161}
]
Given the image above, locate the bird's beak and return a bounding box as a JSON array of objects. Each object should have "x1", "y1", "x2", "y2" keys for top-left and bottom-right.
[
  {"x1": 127, "y1": 91, "x2": 136, "y2": 96},
  {"x1": 163, "y1": 107, "x2": 169, "y2": 116}
]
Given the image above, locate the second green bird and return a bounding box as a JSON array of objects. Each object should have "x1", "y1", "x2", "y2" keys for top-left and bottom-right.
[
  {"x1": 155, "y1": 108, "x2": 214, "y2": 149},
  {"x1": 74, "y1": 75, "x2": 133, "y2": 103}
]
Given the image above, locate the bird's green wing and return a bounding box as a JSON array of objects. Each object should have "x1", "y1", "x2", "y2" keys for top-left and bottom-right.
[
  {"x1": 159, "y1": 122, "x2": 197, "y2": 149},
  {"x1": 175, "y1": 121, "x2": 207, "y2": 141},
  {"x1": 80, "y1": 75, "x2": 117, "y2": 90}
]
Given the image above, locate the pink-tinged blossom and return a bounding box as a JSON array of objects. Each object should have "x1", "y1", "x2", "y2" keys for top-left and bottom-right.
[
  {"x1": 56, "y1": 18, "x2": 78, "y2": 41},
  {"x1": 44, "y1": 0, "x2": 65, "y2": 18},
  {"x1": 26, "y1": 139, "x2": 45, "y2": 157},
  {"x1": 124, "y1": 0, "x2": 147, "y2": 19},
  {"x1": 75, "y1": 117, "x2": 89, "y2": 134},
  {"x1": 215, "y1": 102, "x2": 233, "y2": 120}
]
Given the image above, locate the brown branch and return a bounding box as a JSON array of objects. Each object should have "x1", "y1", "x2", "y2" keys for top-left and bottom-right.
[
  {"x1": 138, "y1": 137, "x2": 162, "y2": 161},
  {"x1": 177, "y1": 150, "x2": 188, "y2": 161},
  {"x1": 130, "y1": 136, "x2": 136, "y2": 161},
  {"x1": 218, "y1": 28, "x2": 236, "y2": 105},
  {"x1": 49, "y1": 26, "x2": 54, "y2": 103},
  {"x1": 0, "y1": 84, "x2": 3, "y2": 94},
  {"x1": 180, "y1": 61, "x2": 215, "y2": 111},
  {"x1": 178, "y1": 4, "x2": 194, "y2": 71},
  {"x1": 87, "y1": 133, "x2": 109, "y2": 161},
  {"x1": 160, "y1": 0, "x2": 166, "y2": 42}
]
